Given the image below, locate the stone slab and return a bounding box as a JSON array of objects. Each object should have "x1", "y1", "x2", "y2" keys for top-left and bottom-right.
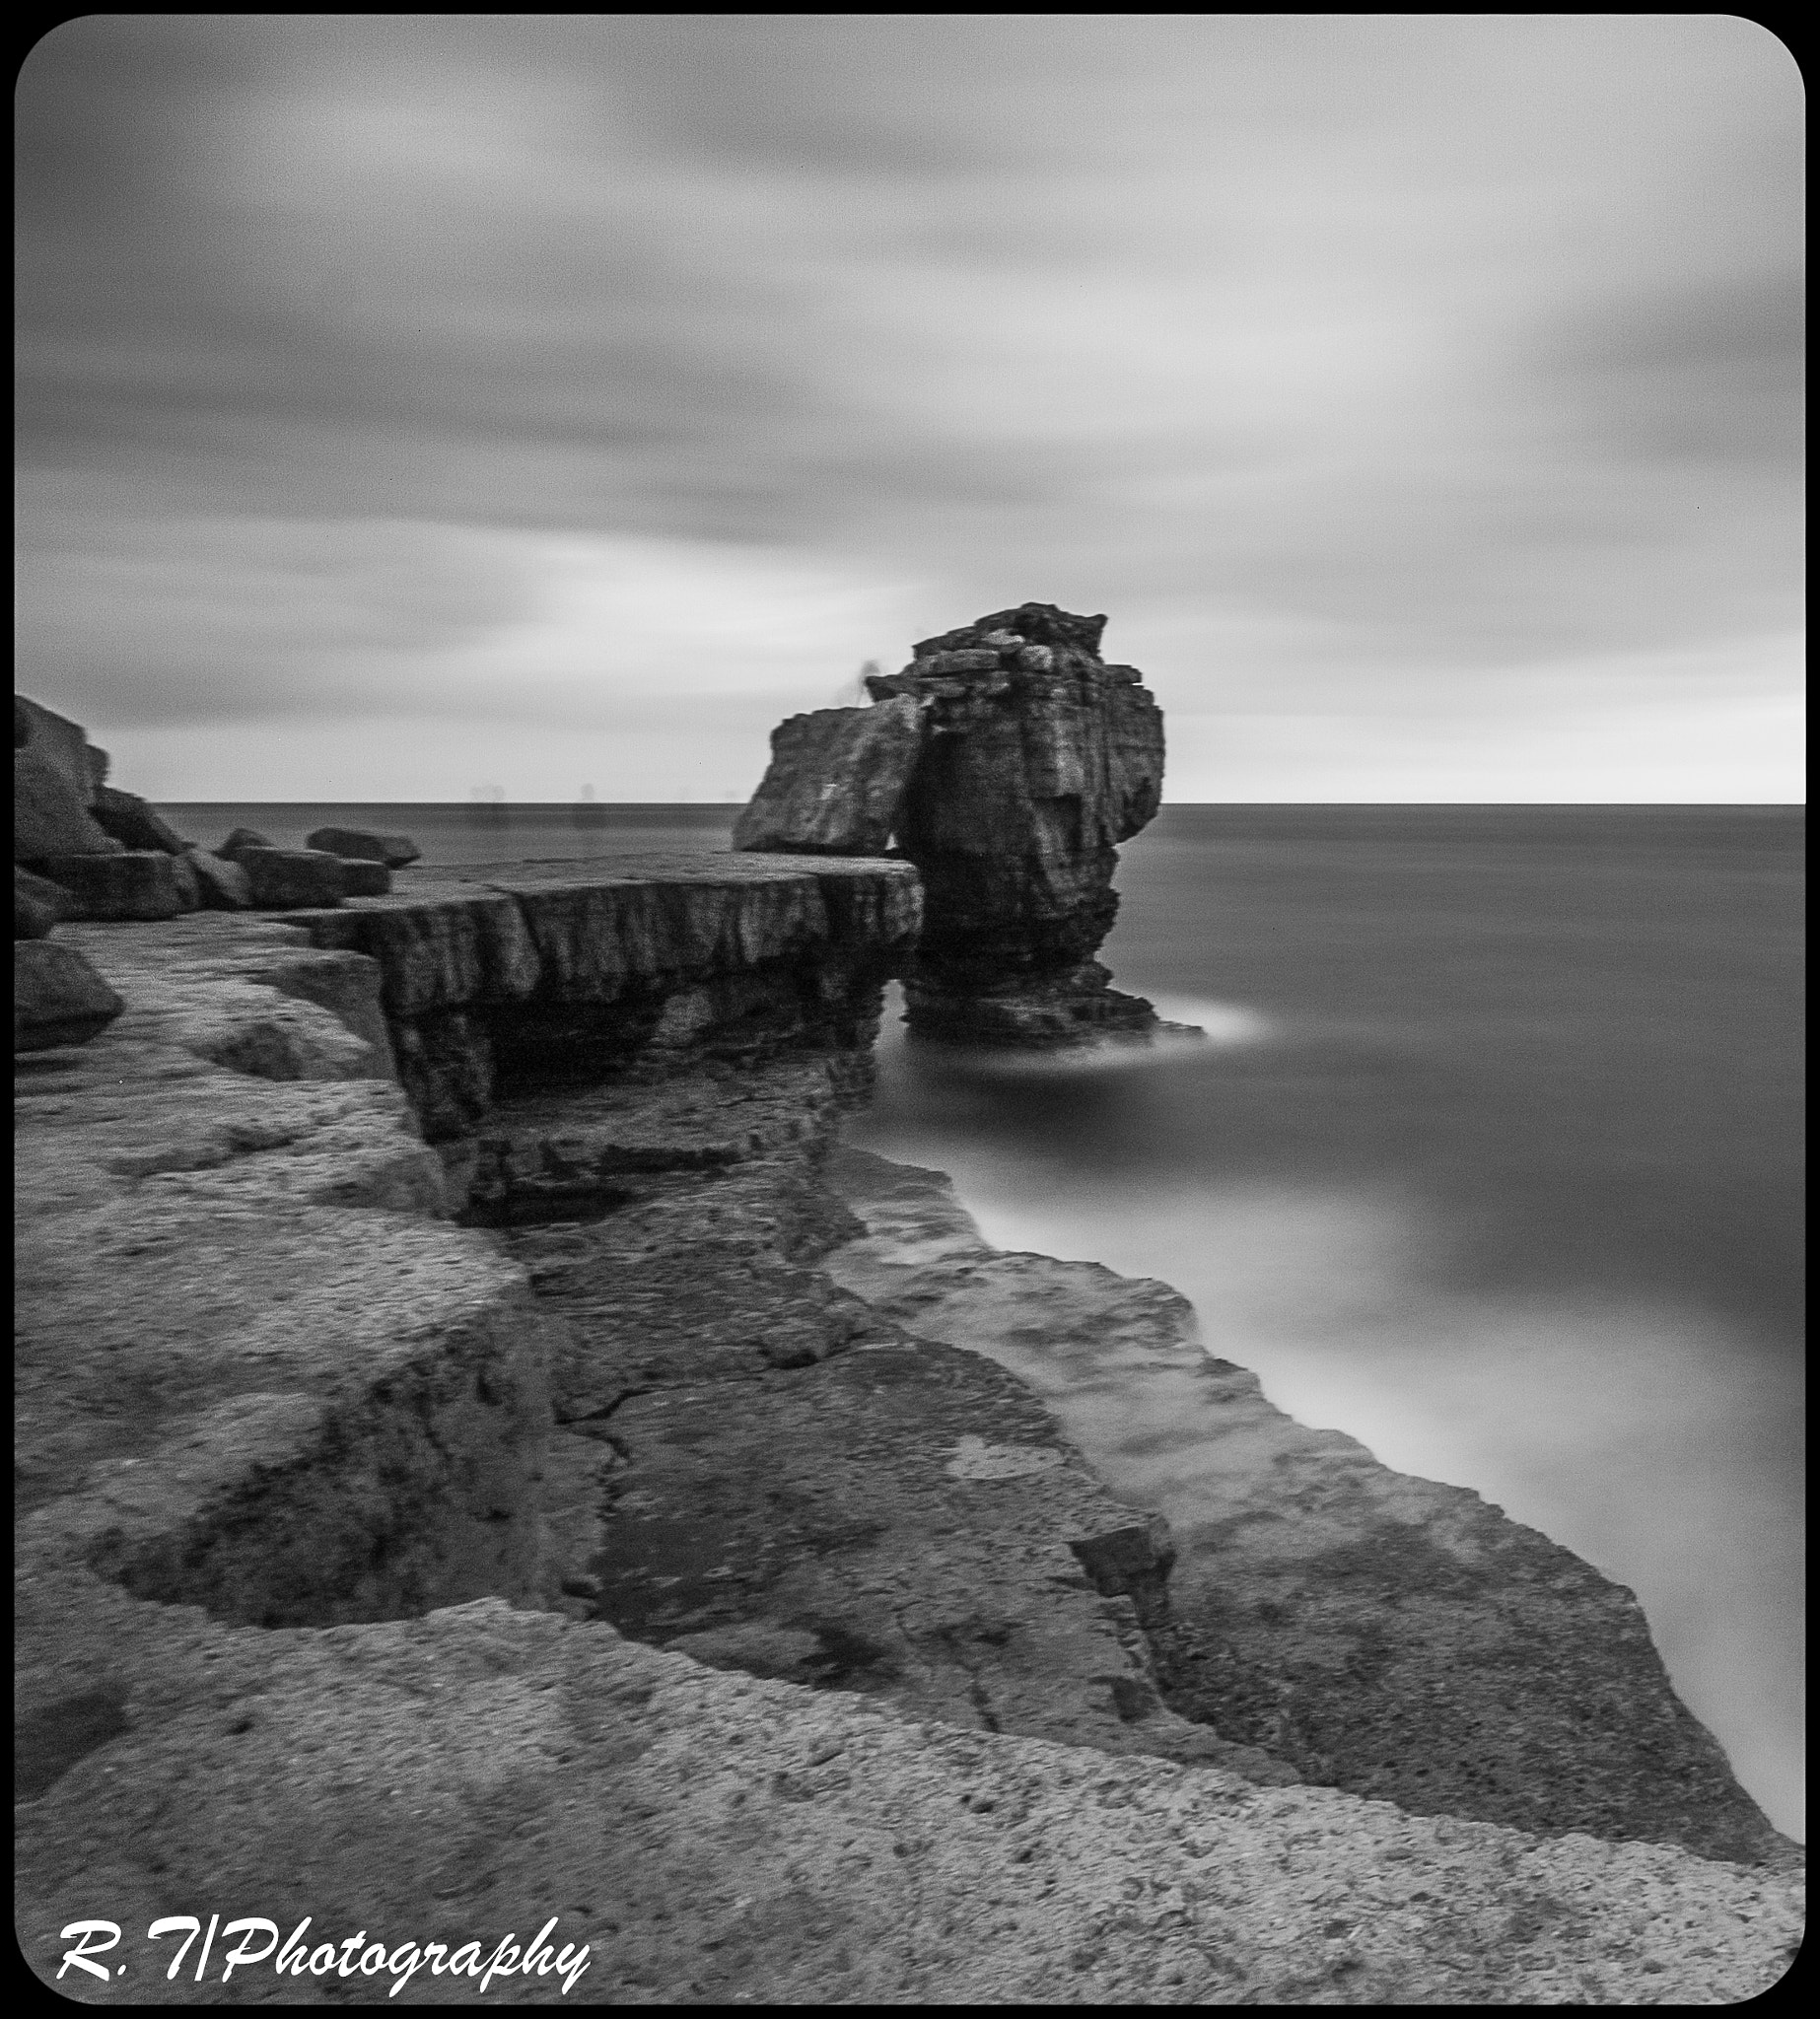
[{"x1": 734, "y1": 694, "x2": 924, "y2": 854}]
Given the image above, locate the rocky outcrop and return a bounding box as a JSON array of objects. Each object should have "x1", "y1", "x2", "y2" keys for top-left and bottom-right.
[
  {"x1": 15, "y1": 696, "x2": 125, "y2": 870},
  {"x1": 14, "y1": 698, "x2": 215, "y2": 930},
  {"x1": 734, "y1": 694, "x2": 924, "y2": 854},
  {"x1": 735, "y1": 604, "x2": 1172, "y2": 1045},
  {"x1": 34, "y1": 850, "x2": 198, "y2": 921},
  {"x1": 14, "y1": 894, "x2": 1802, "y2": 2005},
  {"x1": 882, "y1": 604, "x2": 1167, "y2": 1043},
  {"x1": 15, "y1": 747, "x2": 122, "y2": 865},
  {"x1": 91, "y1": 786, "x2": 187, "y2": 856},
  {"x1": 234, "y1": 845, "x2": 349, "y2": 909},
  {"x1": 306, "y1": 824, "x2": 422, "y2": 868},
  {"x1": 824, "y1": 1149, "x2": 1798, "y2": 1871},
  {"x1": 290, "y1": 854, "x2": 922, "y2": 1142},
  {"x1": 180, "y1": 845, "x2": 252, "y2": 909}
]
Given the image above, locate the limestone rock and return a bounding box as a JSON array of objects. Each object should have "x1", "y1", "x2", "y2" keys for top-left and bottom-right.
[
  {"x1": 13, "y1": 695, "x2": 102, "y2": 806},
  {"x1": 91, "y1": 785, "x2": 187, "y2": 855},
  {"x1": 15, "y1": 867, "x2": 69, "y2": 940},
  {"x1": 35, "y1": 851, "x2": 191, "y2": 921},
  {"x1": 14, "y1": 940, "x2": 124, "y2": 1050},
  {"x1": 335, "y1": 857, "x2": 392, "y2": 897},
  {"x1": 1068, "y1": 1515, "x2": 1178, "y2": 1626},
  {"x1": 236, "y1": 846, "x2": 347, "y2": 909},
  {"x1": 215, "y1": 826, "x2": 274, "y2": 859},
  {"x1": 825, "y1": 1148, "x2": 1799, "y2": 1869},
  {"x1": 306, "y1": 825, "x2": 422, "y2": 869},
  {"x1": 885, "y1": 602, "x2": 1166, "y2": 1044},
  {"x1": 734, "y1": 694, "x2": 924, "y2": 855},
  {"x1": 182, "y1": 847, "x2": 252, "y2": 910},
  {"x1": 14, "y1": 746, "x2": 123, "y2": 864}
]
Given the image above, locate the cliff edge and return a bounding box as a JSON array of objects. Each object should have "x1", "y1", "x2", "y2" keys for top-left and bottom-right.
[{"x1": 14, "y1": 861, "x2": 1801, "y2": 2003}]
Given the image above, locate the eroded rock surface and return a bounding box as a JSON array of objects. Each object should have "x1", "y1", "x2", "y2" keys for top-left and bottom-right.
[
  {"x1": 15, "y1": 880, "x2": 1802, "y2": 2005},
  {"x1": 735, "y1": 603, "x2": 1174, "y2": 1044},
  {"x1": 733, "y1": 694, "x2": 924, "y2": 854},
  {"x1": 824, "y1": 1149, "x2": 1800, "y2": 1871},
  {"x1": 306, "y1": 825, "x2": 422, "y2": 868},
  {"x1": 292, "y1": 854, "x2": 921, "y2": 1140},
  {"x1": 883, "y1": 604, "x2": 1165, "y2": 1045},
  {"x1": 14, "y1": 940, "x2": 123, "y2": 1050}
]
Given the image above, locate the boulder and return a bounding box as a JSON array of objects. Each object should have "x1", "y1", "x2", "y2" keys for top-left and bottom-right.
[
  {"x1": 15, "y1": 867, "x2": 69, "y2": 940},
  {"x1": 13, "y1": 695, "x2": 101, "y2": 806},
  {"x1": 182, "y1": 847, "x2": 253, "y2": 910},
  {"x1": 91, "y1": 785, "x2": 188, "y2": 855},
  {"x1": 216, "y1": 827, "x2": 275, "y2": 860},
  {"x1": 36, "y1": 851, "x2": 192, "y2": 921},
  {"x1": 335, "y1": 858, "x2": 392, "y2": 897},
  {"x1": 733, "y1": 694, "x2": 925, "y2": 855},
  {"x1": 306, "y1": 826, "x2": 421, "y2": 869},
  {"x1": 236, "y1": 847, "x2": 347, "y2": 909},
  {"x1": 14, "y1": 940, "x2": 125, "y2": 1051},
  {"x1": 15, "y1": 746, "x2": 124, "y2": 864}
]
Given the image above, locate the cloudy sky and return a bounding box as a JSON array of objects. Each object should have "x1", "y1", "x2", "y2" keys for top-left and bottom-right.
[{"x1": 16, "y1": 15, "x2": 1803, "y2": 801}]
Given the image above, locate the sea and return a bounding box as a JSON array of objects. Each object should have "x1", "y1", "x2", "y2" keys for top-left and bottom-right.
[{"x1": 168, "y1": 801, "x2": 1805, "y2": 1840}]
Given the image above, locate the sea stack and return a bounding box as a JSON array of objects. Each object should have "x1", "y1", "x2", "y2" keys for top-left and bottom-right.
[{"x1": 736, "y1": 602, "x2": 1170, "y2": 1045}]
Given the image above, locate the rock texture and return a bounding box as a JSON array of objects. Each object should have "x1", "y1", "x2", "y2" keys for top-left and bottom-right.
[
  {"x1": 290, "y1": 854, "x2": 922, "y2": 1141},
  {"x1": 884, "y1": 604, "x2": 1166, "y2": 1043},
  {"x1": 15, "y1": 867, "x2": 68, "y2": 940},
  {"x1": 14, "y1": 696, "x2": 106, "y2": 810},
  {"x1": 182, "y1": 846, "x2": 253, "y2": 910},
  {"x1": 824, "y1": 1149, "x2": 1799, "y2": 1871},
  {"x1": 13, "y1": 897, "x2": 1803, "y2": 2004},
  {"x1": 14, "y1": 941, "x2": 124, "y2": 1050},
  {"x1": 734, "y1": 693, "x2": 924, "y2": 854},
  {"x1": 34, "y1": 851, "x2": 196, "y2": 922},
  {"x1": 306, "y1": 824, "x2": 422, "y2": 868},
  {"x1": 235, "y1": 846, "x2": 349, "y2": 909},
  {"x1": 336, "y1": 857, "x2": 393, "y2": 896},
  {"x1": 735, "y1": 604, "x2": 1172, "y2": 1044},
  {"x1": 14, "y1": 746, "x2": 123, "y2": 865},
  {"x1": 91, "y1": 785, "x2": 188, "y2": 855}
]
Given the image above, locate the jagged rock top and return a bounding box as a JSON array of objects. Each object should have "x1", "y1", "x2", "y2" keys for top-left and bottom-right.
[{"x1": 865, "y1": 601, "x2": 1144, "y2": 707}]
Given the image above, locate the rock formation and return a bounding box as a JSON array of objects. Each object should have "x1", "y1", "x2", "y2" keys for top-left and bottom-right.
[
  {"x1": 735, "y1": 604, "x2": 1170, "y2": 1044},
  {"x1": 733, "y1": 694, "x2": 924, "y2": 855},
  {"x1": 13, "y1": 940, "x2": 124, "y2": 1050},
  {"x1": 15, "y1": 886, "x2": 1800, "y2": 2004},
  {"x1": 307, "y1": 825, "x2": 423, "y2": 869},
  {"x1": 10, "y1": 697, "x2": 420, "y2": 953}
]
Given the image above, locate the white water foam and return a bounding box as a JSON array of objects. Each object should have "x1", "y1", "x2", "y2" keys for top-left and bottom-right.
[{"x1": 877, "y1": 990, "x2": 1274, "y2": 1076}]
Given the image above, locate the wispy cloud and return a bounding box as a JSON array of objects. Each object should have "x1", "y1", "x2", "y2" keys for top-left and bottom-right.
[{"x1": 15, "y1": 15, "x2": 1802, "y2": 799}]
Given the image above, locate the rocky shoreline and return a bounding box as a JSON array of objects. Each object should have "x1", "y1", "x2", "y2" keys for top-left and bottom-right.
[{"x1": 14, "y1": 856, "x2": 1802, "y2": 2003}]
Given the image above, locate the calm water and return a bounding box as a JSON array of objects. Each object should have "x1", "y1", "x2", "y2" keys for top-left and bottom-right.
[{"x1": 170, "y1": 801, "x2": 1805, "y2": 1838}]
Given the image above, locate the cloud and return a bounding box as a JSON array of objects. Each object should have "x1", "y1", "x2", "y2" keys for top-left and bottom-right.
[{"x1": 14, "y1": 15, "x2": 1803, "y2": 797}]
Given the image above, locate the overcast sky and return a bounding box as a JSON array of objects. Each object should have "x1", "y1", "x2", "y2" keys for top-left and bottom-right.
[{"x1": 15, "y1": 15, "x2": 1803, "y2": 801}]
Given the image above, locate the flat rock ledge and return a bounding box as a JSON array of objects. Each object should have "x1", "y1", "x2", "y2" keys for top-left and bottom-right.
[{"x1": 15, "y1": 873, "x2": 1802, "y2": 2004}]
